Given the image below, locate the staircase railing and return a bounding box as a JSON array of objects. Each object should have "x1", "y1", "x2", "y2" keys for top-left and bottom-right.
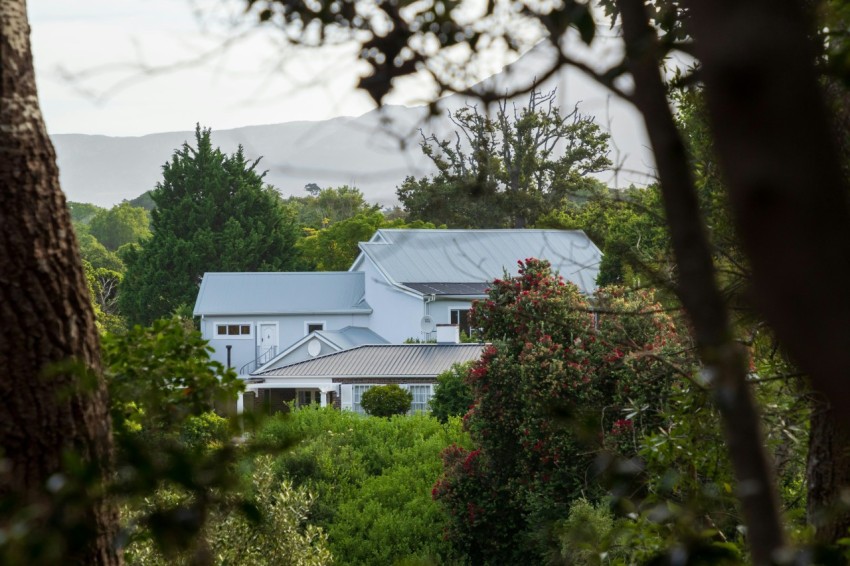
[{"x1": 239, "y1": 346, "x2": 278, "y2": 375}]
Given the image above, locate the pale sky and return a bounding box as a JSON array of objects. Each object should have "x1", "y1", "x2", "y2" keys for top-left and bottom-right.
[{"x1": 29, "y1": 0, "x2": 402, "y2": 136}]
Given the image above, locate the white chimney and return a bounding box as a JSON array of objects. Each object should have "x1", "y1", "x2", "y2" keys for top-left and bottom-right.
[{"x1": 436, "y1": 324, "x2": 460, "y2": 344}]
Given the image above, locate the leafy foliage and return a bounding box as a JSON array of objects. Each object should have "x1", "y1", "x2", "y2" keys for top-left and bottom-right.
[
  {"x1": 89, "y1": 202, "x2": 151, "y2": 251},
  {"x1": 288, "y1": 185, "x2": 378, "y2": 230},
  {"x1": 536, "y1": 186, "x2": 670, "y2": 287},
  {"x1": 361, "y1": 384, "x2": 413, "y2": 417},
  {"x1": 68, "y1": 201, "x2": 105, "y2": 224},
  {"x1": 297, "y1": 209, "x2": 440, "y2": 271},
  {"x1": 397, "y1": 90, "x2": 610, "y2": 228},
  {"x1": 432, "y1": 259, "x2": 689, "y2": 563},
  {"x1": 119, "y1": 126, "x2": 300, "y2": 325},
  {"x1": 124, "y1": 457, "x2": 332, "y2": 566},
  {"x1": 258, "y1": 407, "x2": 470, "y2": 565},
  {"x1": 103, "y1": 318, "x2": 243, "y2": 437},
  {"x1": 429, "y1": 362, "x2": 475, "y2": 424}
]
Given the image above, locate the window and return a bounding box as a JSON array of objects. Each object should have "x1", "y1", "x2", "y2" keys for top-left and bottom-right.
[
  {"x1": 215, "y1": 323, "x2": 252, "y2": 338},
  {"x1": 305, "y1": 322, "x2": 325, "y2": 335},
  {"x1": 450, "y1": 309, "x2": 472, "y2": 336},
  {"x1": 297, "y1": 389, "x2": 320, "y2": 407},
  {"x1": 407, "y1": 385, "x2": 433, "y2": 413},
  {"x1": 352, "y1": 384, "x2": 372, "y2": 414}
]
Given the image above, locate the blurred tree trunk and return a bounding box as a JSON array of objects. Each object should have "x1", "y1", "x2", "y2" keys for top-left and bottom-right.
[
  {"x1": 687, "y1": 0, "x2": 850, "y2": 545},
  {"x1": 616, "y1": 0, "x2": 787, "y2": 562},
  {"x1": 0, "y1": 1, "x2": 120, "y2": 563}
]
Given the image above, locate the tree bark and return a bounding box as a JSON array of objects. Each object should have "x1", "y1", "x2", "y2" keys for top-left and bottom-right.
[
  {"x1": 0, "y1": 1, "x2": 120, "y2": 563},
  {"x1": 616, "y1": 0, "x2": 787, "y2": 562},
  {"x1": 807, "y1": 397, "x2": 850, "y2": 544}
]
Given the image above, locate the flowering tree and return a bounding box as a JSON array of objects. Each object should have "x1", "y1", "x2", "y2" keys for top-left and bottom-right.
[{"x1": 432, "y1": 259, "x2": 688, "y2": 562}]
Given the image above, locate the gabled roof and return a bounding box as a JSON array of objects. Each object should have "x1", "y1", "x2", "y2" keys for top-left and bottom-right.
[
  {"x1": 193, "y1": 272, "x2": 371, "y2": 316},
  {"x1": 256, "y1": 344, "x2": 484, "y2": 378},
  {"x1": 353, "y1": 229, "x2": 601, "y2": 295},
  {"x1": 255, "y1": 326, "x2": 389, "y2": 373},
  {"x1": 316, "y1": 326, "x2": 390, "y2": 350}
]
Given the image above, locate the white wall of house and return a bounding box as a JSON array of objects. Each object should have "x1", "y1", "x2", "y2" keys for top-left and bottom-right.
[
  {"x1": 429, "y1": 298, "x2": 477, "y2": 331},
  {"x1": 202, "y1": 313, "x2": 370, "y2": 374},
  {"x1": 360, "y1": 257, "x2": 426, "y2": 343}
]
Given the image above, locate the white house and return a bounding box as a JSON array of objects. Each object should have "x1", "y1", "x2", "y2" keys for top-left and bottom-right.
[
  {"x1": 193, "y1": 228, "x2": 602, "y2": 412},
  {"x1": 350, "y1": 229, "x2": 602, "y2": 343},
  {"x1": 193, "y1": 272, "x2": 372, "y2": 374}
]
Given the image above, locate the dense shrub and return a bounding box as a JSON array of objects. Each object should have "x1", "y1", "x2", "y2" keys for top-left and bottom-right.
[
  {"x1": 124, "y1": 457, "x2": 332, "y2": 565},
  {"x1": 429, "y1": 362, "x2": 474, "y2": 423},
  {"x1": 258, "y1": 407, "x2": 470, "y2": 565},
  {"x1": 432, "y1": 259, "x2": 689, "y2": 563},
  {"x1": 361, "y1": 384, "x2": 413, "y2": 417}
]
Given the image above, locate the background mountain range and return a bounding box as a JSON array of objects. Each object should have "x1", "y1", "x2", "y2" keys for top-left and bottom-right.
[{"x1": 51, "y1": 46, "x2": 655, "y2": 207}]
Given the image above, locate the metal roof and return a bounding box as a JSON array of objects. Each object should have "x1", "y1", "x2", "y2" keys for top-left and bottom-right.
[
  {"x1": 257, "y1": 344, "x2": 484, "y2": 378},
  {"x1": 193, "y1": 272, "x2": 371, "y2": 316},
  {"x1": 403, "y1": 282, "x2": 491, "y2": 296},
  {"x1": 357, "y1": 229, "x2": 601, "y2": 294},
  {"x1": 316, "y1": 326, "x2": 389, "y2": 349}
]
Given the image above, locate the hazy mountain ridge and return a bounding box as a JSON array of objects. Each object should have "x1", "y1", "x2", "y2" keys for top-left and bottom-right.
[{"x1": 53, "y1": 108, "x2": 436, "y2": 208}]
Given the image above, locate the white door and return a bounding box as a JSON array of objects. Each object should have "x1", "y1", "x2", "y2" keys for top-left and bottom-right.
[{"x1": 258, "y1": 323, "x2": 278, "y2": 357}]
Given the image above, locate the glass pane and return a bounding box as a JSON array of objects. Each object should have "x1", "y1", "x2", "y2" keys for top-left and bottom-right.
[
  {"x1": 216, "y1": 326, "x2": 227, "y2": 335},
  {"x1": 227, "y1": 325, "x2": 239, "y2": 335},
  {"x1": 450, "y1": 310, "x2": 459, "y2": 324},
  {"x1": 240, "y1": 325, "x2": 251, "y2": 335}
]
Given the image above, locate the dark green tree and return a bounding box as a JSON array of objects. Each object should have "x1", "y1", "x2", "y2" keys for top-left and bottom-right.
[
  {"x1": 429, "y1": 362, "x2": 474, "y2": 424},
  {"x1": 397, "y1": 90, "x2": 610, "y2": 228},
  {"x1": 120, "y1": 126, "x2": 300, "y2": 325}
]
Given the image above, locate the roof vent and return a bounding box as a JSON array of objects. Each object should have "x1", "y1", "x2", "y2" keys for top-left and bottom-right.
[{"x1": 436, "y1": 324, "x2": 460, "y2": 344}]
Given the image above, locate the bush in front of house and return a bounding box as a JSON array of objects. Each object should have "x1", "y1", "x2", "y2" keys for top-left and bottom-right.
[
  {"x1": 429, "y1": 362, "x2": 474, "y2": 424},
  {"x1": 361, "y1": 384, "x2": 413, "y2": 417}
]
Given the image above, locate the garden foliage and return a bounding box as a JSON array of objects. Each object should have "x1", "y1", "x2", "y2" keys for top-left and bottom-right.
[
  {"x1": 432, "y1": 259, "x2": 689, "y2": 563},
  {"x1": 360, "y1": 383, "x2": 413, "y2": 417},
  {"x1": 258, "y1": 407, "x2": 470, "y2": 565}
]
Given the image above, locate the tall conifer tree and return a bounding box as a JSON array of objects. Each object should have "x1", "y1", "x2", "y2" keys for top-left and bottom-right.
[{"x1": 121, "y1": 127, "x2": 299, "y2": 325}]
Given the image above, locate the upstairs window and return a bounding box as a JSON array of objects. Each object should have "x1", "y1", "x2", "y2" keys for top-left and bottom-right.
[
  {"x1": 306, "y1": 322, "x2": 325, "y2": 334},
  {"x1": 215, "y1": 323, "x2": 252, "y2": 337},
  {"x1": 450, "y1": 309, "x2": 472, "y2": 336}
]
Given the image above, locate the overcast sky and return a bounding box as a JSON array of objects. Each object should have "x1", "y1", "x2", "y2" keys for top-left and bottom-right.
[{"x1": 29, "y1": 0, "x2": 409, "y2": 136}]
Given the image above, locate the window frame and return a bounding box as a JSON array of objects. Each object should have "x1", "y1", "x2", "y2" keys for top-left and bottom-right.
[
  {"x1": 406, "y1": 384, "x2": 434, "y2": 414},
  {"x1": 213, "y1": 321, "x2": 253, "y2": 340},
  {"x1": 304, "y1": 321, "x2": 326, "y2": 335},
  {"x1": 352, "y1": 384, "x2": 373, "y2": 414},
  {"x1": 449, "y1": 308, "x2": 473, "y2": 336}
]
